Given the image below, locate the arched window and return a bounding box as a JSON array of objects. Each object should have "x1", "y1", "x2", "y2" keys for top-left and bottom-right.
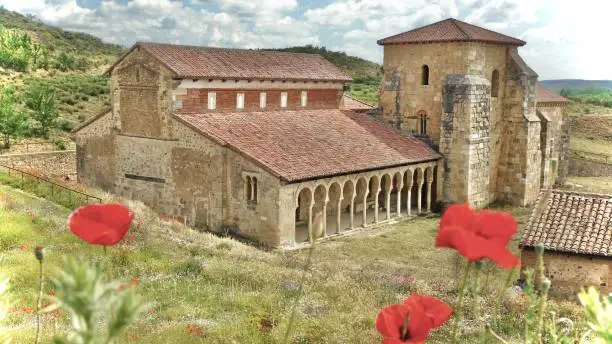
[
  {"x1": 421, "y1": 65, "x2": 430, "y2": 86},
  {"x1": 246, "y1": 176, "x2": 252, "y2": 201},
  {"x1": 417, "y1": 110, "x2": 427, "y2": 135},
  {"x1": 491, "y1": 69, "x2": 499, "y2": 97}
]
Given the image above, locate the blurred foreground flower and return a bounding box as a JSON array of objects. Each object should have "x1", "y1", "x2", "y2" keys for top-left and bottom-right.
[
  {"x1": 435, "y1": 204, "x2": 519, "y2": 268},
  {"x1": 579, "y1": 287, "x2": 612, "y2": 343},
  {"x1": 376, "y1": 294, "x2": 452, "y2": 343},
  {"x1": 68, "y1": 203, "x2": 134, "y2": 246}
]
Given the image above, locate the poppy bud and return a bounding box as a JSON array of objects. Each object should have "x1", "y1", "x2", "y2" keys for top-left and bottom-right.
[
  {"x1": 34, "y1": 246, "x2": 45, "y2": 261},
  {"x1": 534, "y1": 244, "x2": 545, "y2": 255}
]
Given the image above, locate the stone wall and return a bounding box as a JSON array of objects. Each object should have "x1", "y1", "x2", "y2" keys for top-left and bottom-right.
[
  {"x1": 568, "y1": 157, "x2": 612, "y2": 177},
  {"x1": 537, "y1": 104, "x2": 569, "y2": 188},
  {"x1": 440, "y1": 74, "x2": 491, "y2": 207},
  {"x1": 0, "y1": 150, "x2": 76, "y2": 178},
  {"x1": 75, "y1": 111, "x2": 116, "y2": 189},
  {"x1": 522, "y1": 249, "x2": 612, "y2": 297},
  {"x1": 177, "y1": 88, "x2": 342, "y2": 113}
]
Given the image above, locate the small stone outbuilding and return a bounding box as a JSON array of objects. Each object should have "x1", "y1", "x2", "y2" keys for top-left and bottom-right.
[{"x1": 520, "y1": 190, "x2": 612, "y2": 296}]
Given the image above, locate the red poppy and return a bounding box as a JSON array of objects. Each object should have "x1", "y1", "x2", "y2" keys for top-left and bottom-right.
[
  {"x1": 376, "y1": 294, "x2": 452, "y2": 343},
  {"x1": 435, "y1": 204, "x2": 519, "y2": 268},
  {"x1": 68, "y1": 203, "x2": 134, "y2": 246},
  {"x1": 129, "y1": 278, "x2": 141, "y2": 286}
]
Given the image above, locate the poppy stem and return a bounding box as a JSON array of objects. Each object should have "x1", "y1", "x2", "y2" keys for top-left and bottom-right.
[
  {"x1": 35, "y1": 258, "x2": 44, "y2": 344},
  {"x1": 491, "y1": 266, "x2": 516, "y2": 335},
  {"x1": 451, "y1": 261, "x2": 472, "y2": 344}
]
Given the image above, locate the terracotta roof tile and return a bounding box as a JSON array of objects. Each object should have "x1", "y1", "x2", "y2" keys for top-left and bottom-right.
[
  {"x1": 536, "y1": 83, "x2": 570, "y2": 104},
  {"x1": 175, "y1": 110, "x2": 440, "y2": 182},
  {"x1": 119, "y1": 42, "x2": 352, "y2": 82},
  {"x1": 377, "y1": 18, "x2": 525, "y2": 46},
  {"x1": 340, "y1": 93, "x2": 375, "y2": 112},
  {"x1": 520, "y1": 190, "x2": 612, "y2": 257}
]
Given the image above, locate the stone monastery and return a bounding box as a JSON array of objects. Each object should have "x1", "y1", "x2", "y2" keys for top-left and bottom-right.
[{"x1": 74, "y1": 18, "x2": 570, "y2": 247}]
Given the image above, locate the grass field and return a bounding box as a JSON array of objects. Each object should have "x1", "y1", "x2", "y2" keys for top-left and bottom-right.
[{"x1": 0, "y1": 184, "x2": 587, "y2": 344}]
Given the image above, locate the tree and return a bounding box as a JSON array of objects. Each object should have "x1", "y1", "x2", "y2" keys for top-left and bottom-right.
[
  {"x1": 0, "y1": 87, "x2": 28, "y2": 148},
  {"x1": 26, "y1": 82, "x2": 57, "y2": 138}
]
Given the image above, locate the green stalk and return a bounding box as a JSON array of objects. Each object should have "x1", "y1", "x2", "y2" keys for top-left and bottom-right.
[
  {"x1": 35, "y1": 253, "x2": 44, "y2": 344},
  {"x1": 282, "y1": 243, "x2": 315, "y2": 343},
  {"x1": 452, "y1": 261, "x2": 473, "y2": 344},
  {"x1": 535, "y1": 249, "x2": 549, "y2": 344}
]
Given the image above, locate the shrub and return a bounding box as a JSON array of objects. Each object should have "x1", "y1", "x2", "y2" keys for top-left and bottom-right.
[
  {"x1": 174, "y1": 259, "x2": 203, "y2": 276},
  {"x1": 54, "y1": 139, "x2": 66, "y2": 150}
]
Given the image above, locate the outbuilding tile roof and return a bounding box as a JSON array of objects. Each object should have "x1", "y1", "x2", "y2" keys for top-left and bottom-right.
[
  {"x1": 520, "y1": 190, "x2": 612, "y2": 257},
  {"x1": 175, "y1": 110, "x2": 440, "y2": 182},
  {"x1": 109, "y1": 42, "x2": 352, "y2": 82},
  {"x1": 536, "y1": 83, "x2": 570, "y2": 104},
  {"x1": 377, "y1": 18, "x2": 525, "y2": 46},
  {"x1": 340, "y1": 93, "x2": 375, "y2": 112}
]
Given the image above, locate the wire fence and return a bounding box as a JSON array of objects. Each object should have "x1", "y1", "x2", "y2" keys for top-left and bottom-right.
[{"x1": 0, "y1": 163, "x2": 101, "y2": 209}]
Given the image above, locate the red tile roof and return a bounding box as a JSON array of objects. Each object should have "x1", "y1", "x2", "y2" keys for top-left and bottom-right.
[
  {"x1": 175, "y1": 110, "x2": 440, "y2": 182},
  {"x1": 107, "y1": 42, "x2": 352, "y2": 82},
  {"x1": 536, "y1": 83, "x2": 570, "y2": 104},
  {"x1": 520, "y1": 190, "x2": 612, "y2": 257},
  {"x1": 377, "y1": 18, "x2": 525, "y2": 46},
  {"x1": 340, "y1": 93, "x2": 375, "y2": 112}
]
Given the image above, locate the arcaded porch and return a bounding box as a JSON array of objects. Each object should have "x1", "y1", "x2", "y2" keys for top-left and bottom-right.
[{"x1": 291, "y1": 162, "x2": 439, "y2": 244}]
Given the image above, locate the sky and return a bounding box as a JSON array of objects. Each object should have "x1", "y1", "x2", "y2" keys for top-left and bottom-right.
[{"x1": 0, "y1": 0, "x2": 610, "y2": 80}]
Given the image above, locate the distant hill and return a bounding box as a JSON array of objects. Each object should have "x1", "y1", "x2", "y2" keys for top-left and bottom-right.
[{"x1": 540, "y1": 79, "x2": 612, "y2": 91}]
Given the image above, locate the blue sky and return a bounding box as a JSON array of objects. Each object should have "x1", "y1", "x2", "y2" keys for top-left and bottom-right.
[{"x1": 1, "y1": 0, "x2": 610, "y2": 80}]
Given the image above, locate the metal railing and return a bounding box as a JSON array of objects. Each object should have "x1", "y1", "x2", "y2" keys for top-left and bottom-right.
[{"x1": 0, "y1": 163, "x2": 101, "y2": 208}]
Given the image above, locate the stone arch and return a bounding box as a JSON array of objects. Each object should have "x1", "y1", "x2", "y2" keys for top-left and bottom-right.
[
  {"x1": 342, "y1": 179, "x2": 356, "y2": 230},
  {"x1": 295, "y1": 187, "x2": 313, "y2": 243},
  {"x1": 355, "y1": 177, "x2": 369, "y2": 226},
  {"x1": 491, "y1": 69, "x2": 500, "y2": 97},
  {"x1": 421, "y1": 65, "x2": 430, "y2": 86},
  {"x1": 380, "y1": 174, "x2": 393, "y2": 221},
  {"x1": 312, "y1": 184, "x2": 328, "y2": 240},
  {"x1": 328, "y1": 181, "x2": 343, "y2": 235}
]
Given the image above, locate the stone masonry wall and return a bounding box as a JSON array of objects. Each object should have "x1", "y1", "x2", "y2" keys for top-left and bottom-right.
[
  {"x1": 522, "y1": 249, "x2": 612, "y2": 297},
  {"x1": 440, "y1": 74, "x2": 491, "y2": 207},
  {"x1": 177, "y1": 88, "x2": 342, "y2": 113},
  {"x1": 0, "y1": 150, "x2": 76, "y2": 178},
  {"x1": 568, "y1": 157, "x2": 612, "y2": 177},
  {"x1": 537, "y1": 104, "x2": 568, "y2": 188},
  {"x1": 75, "y1": 111, "x2": 116, "y2": 189}
]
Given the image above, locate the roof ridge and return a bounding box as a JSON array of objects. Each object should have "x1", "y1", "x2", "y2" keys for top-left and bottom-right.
[
  {"x1": 450, "y1": 18, "x2": 470, "y2": 39},
  {"x1": 550, "y1": 189, "x2": 612, "y2": 199},
  {"x1": 377, "y1": 18, "x2": 456, "y2": 44},
  {"x1": 137, "y1": 41, "x2": 330, "y2": 58}
]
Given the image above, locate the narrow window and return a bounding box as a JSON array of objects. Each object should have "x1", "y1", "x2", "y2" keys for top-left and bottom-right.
[
  {"x1": 300, "y1": 90, "x2": 308, "y2": 107},
  {"x1": 421, "y1": 65, "x2": 429, "y2": 86},
  {"x1": 236, "y1": 92, "x2": 245, "y2": 110},
  {"x1": 246, "y1": 176, "x2": 252, "y2": 201},
  {"x1": 252, "y1": 177, "x2": 258, "y2": 203},
  {"x1": 491, "y1": 69, "x2": 499, "y2": 97},
  {"x1": 280, "y1": 92, "x2": 288, "y2": 108},
  {"x1": 207, "y1": 92, "x2": 216, "y2": 110},
  {"x1": 418, "y1": 110, "x2": 427, "y2": 135},
  {"x1": 260, "y1": 92, "x2": 267, "y2": 109},
  {"x1": 245, "y1": 175, "x2": 258, "y2": 206}
]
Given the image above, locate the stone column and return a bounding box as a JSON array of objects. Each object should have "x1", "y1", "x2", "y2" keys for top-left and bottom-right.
[
  {"x1": 349, "y1": 195, "x2": 355, "y2": 229},
  {"x1": 322, "y1": 200, "x2": 328, "y2": 237},
  {"x1": 417, "y1": 174, "x2": 424, "y2": 214},
  {"x1": 406, "y1": 180, "x2": 413, "y2": 216},
  {"x1": 426, "y1": 167, "x2": 433, "y2": 212},
  {"x1": 307, "y1": 205, "x2": 313, "y2": 243},
  {"x1": 374, "y1": 189, "x2": 380, "y2": 223},
  {"x1": 336, "y1": 198, "x2": 343, "y2": 234},
  {"x1": 396, "y1": 178, "x2": 403, "y2": 217},
  {"x1": 385, "y1": 187, "x2": 391, "y2": 220},
  {"x1": 362, "y1": 194, "x2": 367, "y2": 227}
]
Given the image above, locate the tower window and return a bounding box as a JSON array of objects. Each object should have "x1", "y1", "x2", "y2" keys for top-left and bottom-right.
[
  {"x1": 236, "y1": 92, "x2": 245, "y2": 110},
  {"x1": 418, "y1": 110, "x2": 427, "y2": 135},
  {"x1": 207, "y1": 92, "x2": 216, "y2": 110},
  {"x1": 421, "y1": 65, "x2": 430, "y2": 86},
  {"x1": 492, "y1": 69, "x2": 499, "y2": 97},
  {"x1": 280, "y1": 92, "x2": 288, "y2": 108}
]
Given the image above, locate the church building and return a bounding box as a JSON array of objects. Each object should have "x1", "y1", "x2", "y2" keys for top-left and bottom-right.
[{"x1": 74, "y1": 18, "x2": 569, "y2": 247}]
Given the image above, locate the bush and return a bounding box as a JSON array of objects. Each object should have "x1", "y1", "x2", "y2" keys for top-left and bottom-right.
[
  {"x1": 54, "y1": 139, "x2": 66, "y2": 150},
  {"x1": 174, "y1": 259, "x2": 203, "y2": 276}
]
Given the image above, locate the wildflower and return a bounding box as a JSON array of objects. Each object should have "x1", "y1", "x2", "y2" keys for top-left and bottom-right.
[
  {"x1": 376, "y1": 294, "x2": 452, "y2": 343},
  {"x1": 68, "y1": 203, "x2": 134, "y2": 246},
  {"x1": 435, "y1": 204, "x2": 520, "y2": 268},
  {"x1": 18, "y1": 244, "x2": 28, "y2": 251},
  {"x1": 22, "y1": 307, "x2": 33, "y2": 313},
  {"x1": 129, "y1": 278, "x2": 140, "y2": 287}
]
